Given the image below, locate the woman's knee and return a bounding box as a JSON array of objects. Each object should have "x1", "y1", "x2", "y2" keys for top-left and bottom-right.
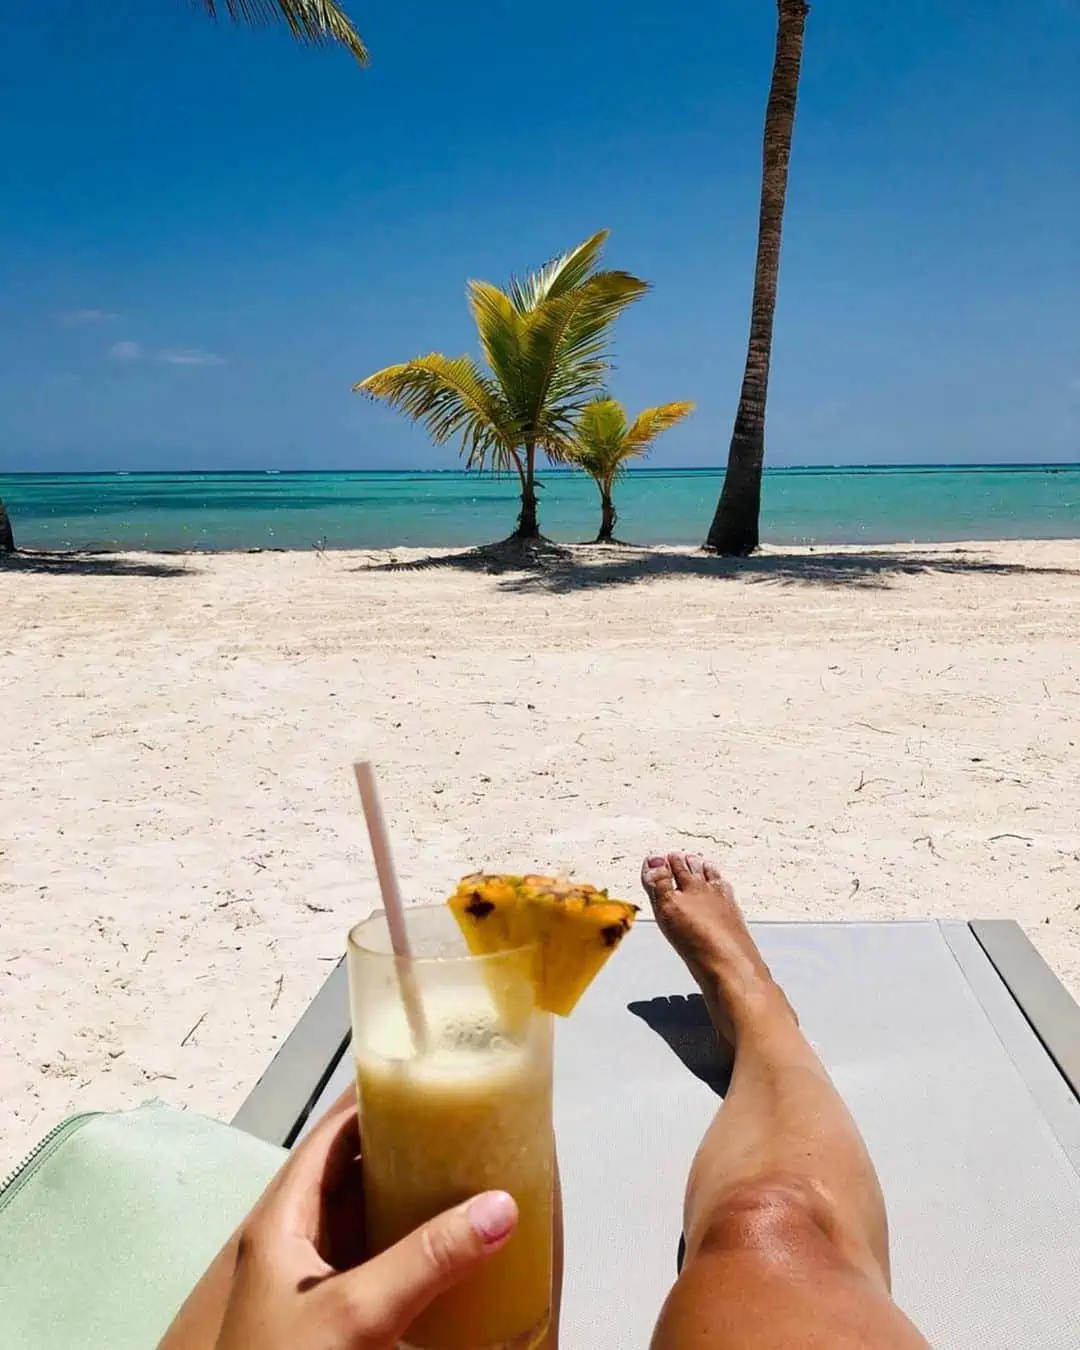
[{"x1": 693, "y1": 1172, "x2": 860, "y2": 1271}]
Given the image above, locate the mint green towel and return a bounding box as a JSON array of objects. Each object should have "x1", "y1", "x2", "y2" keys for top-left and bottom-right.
[{"x1": 0, "y1": 1105, "x2": 285, "y2": 1349}]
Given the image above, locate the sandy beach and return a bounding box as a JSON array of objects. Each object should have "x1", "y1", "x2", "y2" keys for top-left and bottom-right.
[{"x1": 2, "y1": 538, "x2": 1079, "y2": 1169}]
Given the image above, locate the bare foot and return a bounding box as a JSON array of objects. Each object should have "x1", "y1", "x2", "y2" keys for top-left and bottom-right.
[{"x1": 640, "y1": 853, "x2": 794, "y2": 1053}]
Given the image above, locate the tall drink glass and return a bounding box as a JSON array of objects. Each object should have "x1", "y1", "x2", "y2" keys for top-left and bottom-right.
[{"x1": 348, "y1": 906, "x2": 554, "y2": 1350}]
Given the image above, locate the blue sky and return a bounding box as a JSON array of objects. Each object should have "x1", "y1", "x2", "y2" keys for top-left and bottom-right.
[{"x1": 1, "y1": 0, "x2": 1078, "y2": 472}]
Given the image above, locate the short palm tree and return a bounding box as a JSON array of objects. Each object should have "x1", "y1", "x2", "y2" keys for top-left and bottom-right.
[
  {"x1": 567, "y1": 398, "x2": 694, "y2": 542},
  {"x1": 195, "y1": 0, "x2": 368, "y2": 63},
  {"x1": 355, "y1": 232, "x2": 649, "y2": 540}
]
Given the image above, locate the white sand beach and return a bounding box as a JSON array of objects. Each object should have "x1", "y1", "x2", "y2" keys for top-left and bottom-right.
[{"x1": 2, "y1": 538, "x2": 1079, "y2": 1168}]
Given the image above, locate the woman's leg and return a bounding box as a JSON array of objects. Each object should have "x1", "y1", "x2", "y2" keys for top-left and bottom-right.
[{"x1": 643, "y1": 853, "x2": 930, "y2": 1350}]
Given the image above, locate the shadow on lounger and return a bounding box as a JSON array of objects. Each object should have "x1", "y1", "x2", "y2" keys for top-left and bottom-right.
[
  {"x1": 627, "y1": 993, "x2": 732, "y2": 1098},
  {"x1": 627, "y1": 993, "x2": 729, "y2": 1276}
]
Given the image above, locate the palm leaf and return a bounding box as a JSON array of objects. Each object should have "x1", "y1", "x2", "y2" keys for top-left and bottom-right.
[
  {"x1": 467, "y1": 281, "x2": 530, "y2": 418},
  {"x1": 526, "y1": 271, "x2": 651, "y2": 458},
  {"x1": 195, "y1": 0, "x2": 369, "y2": 64},
  {"x1": 565, "y1": 399, "x2": 628, "y2": 479},
  {"x1": 355, "y1": 355, "x2": 518, "y2": 471},
  {"x1": 623, "y1": 401, "x2": 696, "y2": 454},
  {"x1": 568, "y1": 398, "x2": 695, "y2": 483},
  {"x1": 507, "y1": 231, "x2": 610, "y2": 314}
]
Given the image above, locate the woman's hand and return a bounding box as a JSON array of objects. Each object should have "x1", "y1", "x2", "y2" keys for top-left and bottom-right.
[{"x1": 213, "y1": 1093, "x2": 519, "y2": 1350}]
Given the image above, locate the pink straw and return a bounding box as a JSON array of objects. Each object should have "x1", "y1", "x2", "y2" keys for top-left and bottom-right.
[{"x1": 353, "y1": 760, "x2": 428, "y2": 1050}]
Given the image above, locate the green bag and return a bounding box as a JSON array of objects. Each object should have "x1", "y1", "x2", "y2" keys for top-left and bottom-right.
[{"x1": 0, "y1": 1105, "x2": 285, "y2": 1349}]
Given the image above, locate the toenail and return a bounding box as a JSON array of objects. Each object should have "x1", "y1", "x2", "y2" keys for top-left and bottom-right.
[{"x1": 646, "y1": 855, "x2": 666, "y2": 868}]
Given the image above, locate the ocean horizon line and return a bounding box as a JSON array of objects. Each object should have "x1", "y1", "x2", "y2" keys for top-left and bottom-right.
[{"x1": 3, "y1": 461, "x2": 1078, "y2": 480}]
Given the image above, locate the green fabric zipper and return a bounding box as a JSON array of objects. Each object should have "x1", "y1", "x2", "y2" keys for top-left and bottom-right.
[{"x1": 0, "y1": 1113, "x2": 99, "y2": 1216}]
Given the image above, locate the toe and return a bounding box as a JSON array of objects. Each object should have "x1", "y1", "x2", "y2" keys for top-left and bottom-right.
[
  {"x1": 687, "y1": 854, "x2": 706, "y2": 878},
  {"x1": 667, "y1": 852, "x2": 696, "y2": 889},
  {"x1": 702, "y1": 860, "x2": 737, "y2": 905},
  {"x1": 641, "y1": 854, "x2": 675, "y2": 902}
]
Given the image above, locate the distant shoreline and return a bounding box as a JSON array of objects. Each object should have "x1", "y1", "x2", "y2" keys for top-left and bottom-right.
[{"x1": 4, "y1": 538, "x2": 1080, "y2": 566}]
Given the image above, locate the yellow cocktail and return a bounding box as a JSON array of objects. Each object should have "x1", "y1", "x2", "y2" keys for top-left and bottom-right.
[{"x1": 349, "y1": 908, "x2": 554, "y2": 1350}]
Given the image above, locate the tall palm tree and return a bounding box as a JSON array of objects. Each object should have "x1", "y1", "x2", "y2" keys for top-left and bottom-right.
[
  {"x1": 195, "y1": 0, "x2": 368, "y2": 63},
  {"x1": 568, "y1": 398, "x2": 694, "y2": 543},
  {"x1": 705, "y1": 0, "x2": 809, "y2": 556},
  {"x1": 355, "y1": 232, "x2": 649, "y2": 540},
  {"x1": 0, "y1": 1, "x2": 367, "y2": 558}
]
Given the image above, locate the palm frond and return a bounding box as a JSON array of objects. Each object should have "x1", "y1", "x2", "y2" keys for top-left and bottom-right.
[
  {"x1": 623, "y1": 400, "x2": 696, "y2": 454},
  {"x1": 467, "y1": 281, "x2": 530, "y2": 418},
  {"x1": 508, "y1": 231, "x2": 610, "y2": 314},
  {"x1": 196, "y1": 0, "x2": 369, "y2": 64},
  {"x1": 355, "y1": 355, "x2": 518, "y2": 471},
  {"x1": 564, "y1": 399, "x2": 628, "y2": 479},
  {"x1": 567, "y1": 397, "x2": 695, "y2": 483},
  {"x1": 581, "y1": 397, "x2": 629, "y2": 447},
  {"x1": 527, "y1": 270, "x2": 651, "y2": 458}
]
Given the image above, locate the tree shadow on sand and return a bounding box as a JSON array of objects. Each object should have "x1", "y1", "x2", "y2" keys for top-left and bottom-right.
[
  {"x1": 355, "y1": 537, "x2": 572, "y2": 577},
  {"x1": 0, "y1": 551, "x2": 197, "y2": 578},
  {"x1": 354, "y1": 538, "x2": 1079, "y2": 593}
]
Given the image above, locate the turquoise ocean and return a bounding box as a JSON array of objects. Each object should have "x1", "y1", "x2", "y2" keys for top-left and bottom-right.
[{"x1": 1, "y1": 465, "x2": 1078, "y2": 552}]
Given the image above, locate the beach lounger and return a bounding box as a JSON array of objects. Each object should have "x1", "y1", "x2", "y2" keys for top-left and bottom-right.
[{"x1": 234, "y1": 918, "x2": 1080, "y2": 1350}]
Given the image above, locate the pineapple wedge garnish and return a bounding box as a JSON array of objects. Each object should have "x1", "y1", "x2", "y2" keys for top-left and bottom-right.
[{"x1": 448, "y1": 873, "x2": 638, "y2": 1016}]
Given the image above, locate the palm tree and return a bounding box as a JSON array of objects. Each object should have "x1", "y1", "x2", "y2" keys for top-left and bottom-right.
[
  {"x1": 355, "y1": 232, "x2": 649, "y2": 540},
  {"x1": 0, "y1": 1, "x2": 367, "y2": 558},
  {"x1": 568, "y1": 398, "x2": 694, "y2": 543},
  {"x1": 705, "y1": 0, "x2": 809, "y2": 556},
  {"x1": 195, "y1": 0, "x2": 368, "y2": 64}
]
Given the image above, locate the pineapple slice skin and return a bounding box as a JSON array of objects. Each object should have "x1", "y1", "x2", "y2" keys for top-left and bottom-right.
[
  {"x1": 448, "y1": 874, "x2": 638, "y2": 1016},
  {"x1": 448, "y1": 874, "x2": 532, "y2": 955}
]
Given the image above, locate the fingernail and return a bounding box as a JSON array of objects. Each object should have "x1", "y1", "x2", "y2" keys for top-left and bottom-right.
[{"x1": 466, "y1": 1191, "x2": 517, "y2": 1244}]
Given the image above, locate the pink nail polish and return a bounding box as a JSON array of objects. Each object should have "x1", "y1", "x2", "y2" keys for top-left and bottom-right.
[{"x1": 466, "y1": 1191, "x2": 518, "y2": 1244}]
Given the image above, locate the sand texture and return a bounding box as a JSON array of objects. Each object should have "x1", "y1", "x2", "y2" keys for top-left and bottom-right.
[{"x1": 2, "y1": 539, "x2": 1079, "y2": 1167}]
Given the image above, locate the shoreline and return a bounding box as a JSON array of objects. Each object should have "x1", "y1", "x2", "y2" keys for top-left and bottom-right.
[
  {"x1": 4, "y1": 534, "x2": 1080, "y2": 561},
  {"x1": 3, "y1": 537, "x2": 1079, "y2": 1166}
]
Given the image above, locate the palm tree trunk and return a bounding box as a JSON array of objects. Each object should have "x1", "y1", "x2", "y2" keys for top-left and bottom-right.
[
  {"x1": 0, "y1": 497, "x2": 13, "y2": 554},
  {"x1": 596, "y1": 486, "x2": 617, "y2": 543},
  {"x1": 515, "y1": 444, "x2": 541, "y2": 539},
  {"x1": 705, "y1": 0, "x2": 809, "y2": 556}
]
